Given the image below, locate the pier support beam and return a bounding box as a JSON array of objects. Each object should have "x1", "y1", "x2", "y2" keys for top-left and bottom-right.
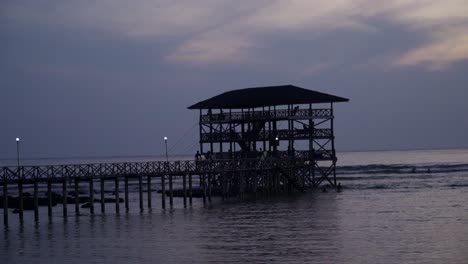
[
  {"x1": 89, "y1": 178, "x2": 94, "y2": 215},
  {"x1": 161, "y1": 175, "x2": 166, "y2": 209},
  {"x1": 124, "y1": 176, "x2": 129, "y2": 212},
  {"x1": 18, "y1": 179, "x2": 23, "y2": 223},
  {"x1": 202, "y1": 174, "x2": 207, "y2": 205},
  {"x1": 207, "y1": 173, "x2": 212, "y2": 204},
  {"x1": 62, "y1": 179, "x2": 67, "y2": 218},
  {"x1": 47, "y1": 180, "x2": 52, "y2": 218},
  {"x1": 74, "y1": 178, "x2": 80, "y2": 215},
  {"x1": 169, "y1": 174, "x2": 173, "y2": 208},
  {"x1": 183, "y1": 174, "x2": 187, "y2": 208},
  {"x1": 189, "y1": 174, "x2": 193, "y2": 206},
  {"x1": 147, "y1": 175, "x2": 152, "y2": 209},
  {"x1": 115, "y1": 177, "x2": 120, "y2": 214},
  {"x1": 138, "y1": 175, "x2": 143, "y2": 212},
  {"x1": 34, "y1": 180, "x2": 39, "y2": 222},
  {"x1": 100, "y1": 177, "x2": 105, "y2": 213}
]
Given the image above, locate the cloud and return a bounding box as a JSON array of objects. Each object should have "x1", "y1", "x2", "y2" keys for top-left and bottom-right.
[{"x1": 3, "y1": 0, "x2": 468, "y2": 70}]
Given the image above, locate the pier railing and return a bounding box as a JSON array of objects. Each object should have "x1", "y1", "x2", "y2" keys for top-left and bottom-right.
[{"x1": 0, "y1": 157, "x2": 317, "y2": 183}]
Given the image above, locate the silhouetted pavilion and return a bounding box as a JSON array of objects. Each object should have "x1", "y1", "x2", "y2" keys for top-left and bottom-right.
[{"x1": 189, "y1": 85, "x2": 348, "y2": 196}]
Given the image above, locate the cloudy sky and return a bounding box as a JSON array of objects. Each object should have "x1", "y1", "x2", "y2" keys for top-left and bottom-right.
[{"x1": 1, "y1": 0, "x2": 468, "y2": 159}]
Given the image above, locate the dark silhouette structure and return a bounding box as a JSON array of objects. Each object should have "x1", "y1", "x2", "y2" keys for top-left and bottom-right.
[
  {"x1": 1, "y1": 85, "x2": 348, "y2": 226},
  {"x1": 189, "y1": 85, "x2": 348, "y2": 197}
]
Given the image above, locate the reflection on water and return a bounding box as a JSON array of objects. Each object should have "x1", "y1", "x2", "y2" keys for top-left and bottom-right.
[{"x1": 2, "y1": 184, "x2": 468, "y2": 264}]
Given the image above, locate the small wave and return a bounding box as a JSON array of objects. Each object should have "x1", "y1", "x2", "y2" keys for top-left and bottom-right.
[
  {"x1": 446, "y1": 184, "x2": 468, "y2": 188},
  {"x1": 337, "y1": 163, "x2": 468, "y2": 176}
]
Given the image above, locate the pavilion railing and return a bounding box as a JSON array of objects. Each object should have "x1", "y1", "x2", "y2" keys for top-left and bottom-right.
[
  {"x1": 200, "y1": 108, "x2": 332, "y2": 123},
  {"x1": 200, "y1": 128, "x2": 332, "y2": 142}
]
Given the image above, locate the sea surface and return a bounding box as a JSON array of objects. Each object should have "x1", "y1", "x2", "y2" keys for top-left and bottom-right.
[{"x1": 1, "y1": 149, "x2": 468, "y2": 264}]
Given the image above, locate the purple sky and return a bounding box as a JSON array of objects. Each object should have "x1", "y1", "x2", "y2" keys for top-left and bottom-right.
[{"x1": 1, "y1": 1, "x2": 468, "y2": 159}]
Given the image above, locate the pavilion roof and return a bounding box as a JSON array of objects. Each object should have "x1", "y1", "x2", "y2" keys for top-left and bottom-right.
[{"x1": 188, "y1": 85, "x2": 349, "y2": 109}]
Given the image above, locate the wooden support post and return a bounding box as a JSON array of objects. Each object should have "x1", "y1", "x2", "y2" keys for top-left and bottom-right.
[
  {"x1": 89, "y1": 178, "x2": 94, "y2": 215},
  {"x1": 147, "y1": 175, "x2": 152, "y2": 209},
  {"x1": 115, "y1": 177, "x2": 120, "y2": 214},
  {"x1": 221, "y1": 174, "x2": 225, "y2": 201},
  {"x1": 74, "y1": 178, "x2": 79, "y2": 215},
  {"x1": 208, "y1": 173, "x2": 212, "y2": 203},
  {"x1": 3, "y1": 179, "x2": 8, "y2": 226},
  {"x1": 183, "y1": 174, "x2": 187, "y2": 208},
  {"x1": 169, "y1": 173, "x2": 173, "y2": 208},
  {"x1": 253, "y1": 173, "x2": 257, "y2": 200},
  {"x1": 124, "y1": 176, "x2": 129, "y2": 211},
  {"x1": 34, "y1": 180, "x2": 39, "y2": 222},
  {"x1": 189, "y1": 174, "x2": 193, "y2": 205},
  {"x1": 47, "y1": 180, "x2": 52, "y2": 218},
  {"x1": 100, "y1": 177, "x2": 105, "y2": 213},
  {"x1": 202, "y1": 174, "x2": 207, "y2": 205},
  {"x1": 18, "y1": 179, "x2": 23, "y2": 223},
  {"x1": 138, "y1": 175, "x2": 143, "y2": 212},
  {"x1": 62, "y1": 179, "x2": 67, "y2": 218},
  {"x1": 238, "y1": 172, "x2": 243, "y2": 200},
  {"x1": 161, "y1": 174, "x2": 166, "y2": 209}
]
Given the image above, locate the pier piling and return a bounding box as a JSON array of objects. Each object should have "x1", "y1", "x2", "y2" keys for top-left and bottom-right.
[
  {"x1": 138, "y1": 175, "x2": 143, "y2": 212},
  {"x1": 202, "y1": 174, "x2": 206, "y2": 205},
  {"x1": 62, "y1": 179, "x2": 67, "y2": 217},
  {"x1": 124, "y1": 176, "x2": 129, "y2": 212},
  {"x1": 74, "y1": 178, "x2": 79, "y2": 215},
  {"x1": 189, "y1": 174, "x2": 193, "y2": 205},
  {"x1": 161, "y1": 174, "x2": 166, "y2": 209},
  {"x1": 18, "y1": 179, "x2": 23, "y2": 223},
  {"x1": 183, "y1": 174, "x2": 187, "y2": 208},
  {"x1": 169, "y1": 174, "x2": 173, "y2": 208},
  {"x1": 100, "y1": 177, "x2": 105, "y2": 213},
  {"x1": 47, "y1": 180, "x2": 52, "y2": 218},
  {"x1": 115, "y1": 177, "x2": 120, "y2": 214},
  {"x1": 34, "y1": 180, "x2": 39, "y2": 221},
  {"x1": 147, "y1": 175, "x2": 151, "y2": 209},
  {"x1": 89, "y1": 178, "x2": 94, "y2": 215}
]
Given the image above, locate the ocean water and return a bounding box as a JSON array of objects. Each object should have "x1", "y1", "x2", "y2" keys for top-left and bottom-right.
[{"x1": 1, "y1": 149, "x2": 468, "y2": 264}]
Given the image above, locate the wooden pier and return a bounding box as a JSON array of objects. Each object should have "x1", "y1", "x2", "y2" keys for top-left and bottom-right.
[
  {"x1": 2, "y1": 85, "x2": 348, "y2": 226},
  {"x1": 2, "y1": 155, "x2": 317, "y2": 225}
]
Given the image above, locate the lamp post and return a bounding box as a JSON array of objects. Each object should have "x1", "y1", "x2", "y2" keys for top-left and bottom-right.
[
  {"x1": 164, "y1": 137, "x2": 173, "y2": 207},
  {"x1": 16, "y1": 138, "x2": 20, "y2": 168},
  {"x1": 161, "y1": 137, "x2": 168, "y2": 209},
  {"x1": 16, "y1": 137, "x2": 23, "y2": 222},
  {"x1": 164, "y1": 137, "x2": 169, "y2": 162}
]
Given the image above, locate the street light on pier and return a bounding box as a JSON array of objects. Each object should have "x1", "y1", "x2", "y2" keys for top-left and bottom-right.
[
  {"x1": 164, "y1": 137, "x2": 169, "y2": 162},
  {"x1": 16, "y1": 137, "x2": 20, "y2": 168}
]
